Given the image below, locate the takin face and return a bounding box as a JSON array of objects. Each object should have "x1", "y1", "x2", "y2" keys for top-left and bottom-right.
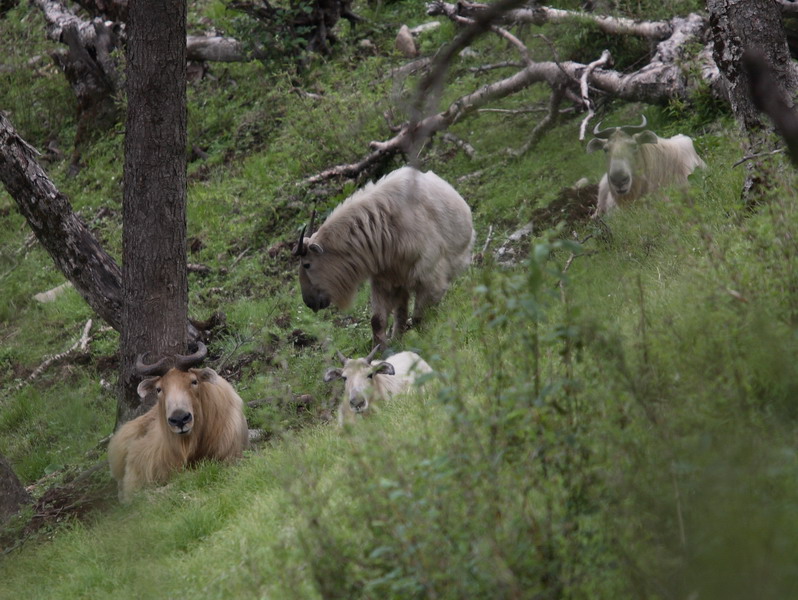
[
  {"x1": 587, "y1": 124, "x2": 658, "y2": 198},
  {"x1": 323, "y1": 349, "x2": 395, "y2": 415},
  {"x1": 137, "y1": 368, "x2": 218, "y2": 435},
  {"x1": 294, "y1": 210, "x2": 342, "y2": 312}
]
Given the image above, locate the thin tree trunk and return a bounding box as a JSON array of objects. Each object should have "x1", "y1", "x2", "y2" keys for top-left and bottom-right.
[
  {"x1": 0, "y1": 113, "x2": 123, "y2": 331},
  {"x1": 119, "y1": 0, "x2": 188, "y2": 425}
]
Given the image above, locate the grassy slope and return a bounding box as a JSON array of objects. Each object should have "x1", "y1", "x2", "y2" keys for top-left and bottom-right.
[{"x1": 2, "y1": 0, "x2": 798, "y2": 598}]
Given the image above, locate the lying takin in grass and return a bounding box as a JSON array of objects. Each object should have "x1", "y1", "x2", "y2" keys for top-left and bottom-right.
[
  {"x1": 586, "y1": 115, "x2": 706, "y2": 217},
  {"x1": 294, "y1": 166, "x2": 475, "y2": 349},
  {"x1": 324, "y1": 347, "x2": 433, "y2": 426},
  {"x1": 108, "y1": 342, "x2": 249, "y2": 503}
]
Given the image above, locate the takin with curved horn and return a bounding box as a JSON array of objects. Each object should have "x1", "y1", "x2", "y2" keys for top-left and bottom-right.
[
  {"x1": 586, "y1": 116, "x2": 705, "y2": 216},
  {"x1": 108, "y1": 342, "x2": 249, "y2": 503},
  {"x1": 323, "y1": 348, "x2": 433, "y2": 426},
  {"x1": 295, "y1": 166, "x2": 475, "y2": 349}
]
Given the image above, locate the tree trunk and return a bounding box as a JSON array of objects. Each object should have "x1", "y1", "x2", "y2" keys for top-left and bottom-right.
[
  {"x1": 0, "y1": 113, "x2": 124, "y2": 331},
  {"x1": 708, "y1": 0, "x2": 798, "y2": 202},
  {"x1": 0, "y1": 454, "x2": 31, "y2": 524},
  {"x1": 119, "y1": 0, "x2": 188, "y2": 425}
]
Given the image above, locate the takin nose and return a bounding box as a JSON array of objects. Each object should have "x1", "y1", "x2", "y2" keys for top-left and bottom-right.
[
  {"x1": 168, "y1": 410, "x2": 193, "y2": 430},
  {"x1": 349, "y1": 398, "x2": 367, "y2": 413},
  {"x1": 610, "y1": 173, "x2": 631, "y2": 192},
  {"x1": 303, "y1": 292, "x2": 331, "y2": 312}
]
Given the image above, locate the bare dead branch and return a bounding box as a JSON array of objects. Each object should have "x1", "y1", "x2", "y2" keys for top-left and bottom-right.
[
  {"x1": 578, "y1": 50, "x2": 612, "y2": 141},
  {"x1": 441, "y1": 133, "x2": 477, "y2": 158},
  {"x1": 11, "y1": 319, "x2": 93, "y2": 392},
  {"x1": 508, "y1": 85, "x2": 565, "y2": 156},
  {"x1": 429, "y1": 1, "x2": 674, "y2": 39},
  {"x1": 732, "y1": 147, "x2": 787, "y2": 167},
  {"x1": 468, "y1": 60, "x2": 525, "y2": 74}
]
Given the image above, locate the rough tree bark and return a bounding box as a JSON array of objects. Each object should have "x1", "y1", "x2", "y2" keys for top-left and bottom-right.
[
  {"x1": 0, "y1": 113, "x2": 124, "y2": 331},
  {"x1": 708, "y1": 0, "x2": 798, "y2": 202},
  {"x1": 0, "y1": 454, "x2": 31, "y2": 524},
  {"x1": 118, "y1": 0, "x2": 189, "y2": 425}
]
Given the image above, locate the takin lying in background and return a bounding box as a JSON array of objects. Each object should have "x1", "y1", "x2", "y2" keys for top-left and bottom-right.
[
  {"x1": 586, "y1": 115, "x2": 706, "y2": 217},
  {"x1": 108, "y1": 342, "x2": 249, "y2": 503},
  {"x1": 294, "y1": 166, "x2": 475, "y2": 350},
  {"x1": 324, "y1": 347, "x2": 433, "y2": 426}
]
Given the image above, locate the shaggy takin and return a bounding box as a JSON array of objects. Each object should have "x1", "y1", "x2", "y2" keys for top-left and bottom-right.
[
  {"x1": 108, "y1": 343, "x2": 249, "y2": 503},
  {"x1": 323, "y1": 347, "x2": 433, "y2": 426},
  {"x1": 586, "y1": 115, "x2": 706, "y2": 216},
  {"x1": 294, "y1": 166, "x2": 475, "y2": 349}
]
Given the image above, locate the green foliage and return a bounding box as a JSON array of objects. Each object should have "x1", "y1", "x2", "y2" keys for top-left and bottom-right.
[{"x1": 2, "y1": 0, "x2": 798, "y2": 598}]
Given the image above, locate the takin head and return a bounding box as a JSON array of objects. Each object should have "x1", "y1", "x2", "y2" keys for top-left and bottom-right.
[
  {"x1": 293, "y1": 210, "x2": 349, "y2": 312},
  {"x1": 135, "y1": 342, "x2": 213, "y2": 436},
  {"x1": 586, "y1": 115, "x2": 658, "y2": 197},
  {"x1": 323, "y1": 346, "x2": 395, "y2": 415}
]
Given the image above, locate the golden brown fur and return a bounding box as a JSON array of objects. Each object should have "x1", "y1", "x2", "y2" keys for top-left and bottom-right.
[{"x1": 108, "y1": 368, "x2": 249, "y2": 503}]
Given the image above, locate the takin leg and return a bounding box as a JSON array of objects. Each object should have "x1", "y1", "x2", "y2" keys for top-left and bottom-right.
[
  {"x1": 370, "y1": 283, "x2": 392, "y2": 350},
  {"x1": 390, "y1": 288, "x2": 411, "y2": 340},
  {"x1": 411, "y1": 278, "x2": 448, "y2": 329}
]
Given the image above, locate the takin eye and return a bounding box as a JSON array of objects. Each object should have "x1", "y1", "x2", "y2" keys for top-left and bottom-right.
[
  {"x1": 367, "y1": 373, "x2": 374, "y2": 379},
  {"x1": 303, "y1": 263, "x2": 311, "y2": 269},
  {"x1": 155, "y1": 386, "x2": 162, "y2": 394},
  {"x1": 191, "y1": 379, "x2": 199, "y2": 386}
]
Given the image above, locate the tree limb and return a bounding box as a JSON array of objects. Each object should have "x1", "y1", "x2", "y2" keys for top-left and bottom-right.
[{"x1": 427, "y1": 1, "x2": 674, "y2": 40}]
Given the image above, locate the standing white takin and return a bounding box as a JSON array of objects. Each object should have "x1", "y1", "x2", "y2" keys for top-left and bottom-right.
[
  {"x1": 294, "y1": 166, "x2": 475, "y2": 349},
  {"x1": 323, "y1": 347, "x2": 433, "y2": 426},
  {"x1": 586, "y1": 115, "x2": 706, "y2": 217}
]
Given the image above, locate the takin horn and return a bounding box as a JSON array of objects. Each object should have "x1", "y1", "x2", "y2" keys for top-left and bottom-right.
[
  {"x1": 619, "y1": 114, "x2": 648, "y2": 133},
  {"x1": 174, "y1": 341, "x2": 208, "y2": 371},
  {"x1": 292, "y1": 210, "x2": 318, "y2": 257},
  {"x1": 365, "y1": 345, "x2": 381, "y2": 363},
  {"x1": 293, "y1": 223, "x2": 308, "y2": 257},
  {"x1": 337, "y1": 350, "x2": 348, "y2": 365},
  {"x1": 592, "y1": 120, "x2": 616, "y2": 139},
  {"x1": 135, "y1": 353, "x2": 173, "y2": 378}
]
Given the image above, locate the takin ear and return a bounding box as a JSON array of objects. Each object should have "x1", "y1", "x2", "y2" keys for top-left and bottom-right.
[
  {"x1": 370, "y1": 362, "x2": 395, "y2": 377},
  {"x1": 586, "y1": 138, "x2": 607, "y2": 154},
  {"x1": 633, "y1": 130, "x2": 658, "y2": 145},
  {"x1": 137, "y1": 377, "x2": 160, "y2": 399},
  {"x1": 190, "y1": 367, "x2": 218, "y2": 384},
  {"x1": 324, "y1": 368, "x2": 343, "y2": 383},
  {"x1": 309, "y1": 242, "x2": 324, "y2": 255}
]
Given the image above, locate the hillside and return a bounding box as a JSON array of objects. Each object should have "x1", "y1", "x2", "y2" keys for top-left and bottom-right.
[{"x1": 2, "y1": 0, "x2": 798, "y2": 598}]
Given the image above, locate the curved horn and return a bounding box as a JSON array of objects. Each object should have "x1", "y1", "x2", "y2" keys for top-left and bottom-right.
[
  {"x1": 592, "y1": 120, "x2": 616, "y2": 139},
  {"x1": 365, "y1": 345, "x2": 381, "y2": 363},
  {"x1": 307, "y1": 209, "x2": 317, "y2": 239},
  {"x1": 174, "y1": 341, "x2": 208, "y2": 371},
  {"x1": 620, "y1": 114, "x2": 648, "y2": 133},
  {"x1": 293, "y1": 223, "x2": 308, "y2": 257},
  {"x1": 135, "y1": 353, "x2": 173, "y2": 377},
  {"x1": 336, "y1": 350, "x2": 348, "y2": 365}
]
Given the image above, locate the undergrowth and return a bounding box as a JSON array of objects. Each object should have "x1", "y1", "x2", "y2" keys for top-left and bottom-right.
[{"x1": 2, "y1": 0, "x2": 797, "y2": 598}]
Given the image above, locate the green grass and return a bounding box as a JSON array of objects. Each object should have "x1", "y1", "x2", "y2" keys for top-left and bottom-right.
[{"x1": 2, "y1": 0, "x2": 798, "y2": 597}]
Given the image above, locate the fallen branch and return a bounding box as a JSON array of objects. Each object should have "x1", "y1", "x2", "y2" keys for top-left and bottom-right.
[
  {"x1": 305, "y1": 5, "x2": 714, "y2": 185},
  {"x1": 578, "y1": 50, "x2": 611, "y2": 141},
  {"x1": 429, "y1": 1, "x2": 675, "y2": 39},
  {"x1": 11, "y1": 319, "x2": 93, "y2": 392},
  {"x1": 508, "y1": 85, "x2": 564, "y2": 156},
  {"x1": 732, "y1": 147, "x2": 786, "y2": 168}
]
